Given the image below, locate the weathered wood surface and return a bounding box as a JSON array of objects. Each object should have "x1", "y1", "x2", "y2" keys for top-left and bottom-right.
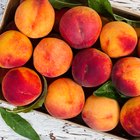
[
  {"x1": 0, "y1": 0, "x2": 8, "y2": 22},
  {"x1": 0, "y1": 0, "x2": 139, "y2": 140},
  {"x1": 0, "y1": 100, "x2": 125, "y2": 140},
  {"x1": 110, "y1": 0, "x2": 140, "y2": 16}
]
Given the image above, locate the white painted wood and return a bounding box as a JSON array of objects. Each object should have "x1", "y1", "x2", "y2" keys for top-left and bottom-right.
[
  {"x1": 0, "y1": 0, "x2": 139, "y2": 140},
  {"x1": 110, "y1": 0, "x2": 140, "y2": 17},
  {"x1": 0, "y1": 0, "x2": 8, "y2": 22},
  {"x1": 0, "y1": 100, "x2": 125, "y2": 140}
]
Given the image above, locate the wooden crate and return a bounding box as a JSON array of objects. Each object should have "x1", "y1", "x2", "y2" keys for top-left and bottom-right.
[{"x1": 0, "y1": 0, "x2": 140, "y2": 139}]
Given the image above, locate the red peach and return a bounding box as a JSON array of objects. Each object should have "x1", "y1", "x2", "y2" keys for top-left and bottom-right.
[
  {"x1": 72, "y1": 48, "x2": 112, "y2": 87},
  {"x1": 59, "y1": 6, "x2": 102, "y2": 49},
  {"x1": 120, "y1": 96, "x2": 140, "y2": 136},
  {"x1": 112, "y1": 57, "x2": 140, "y2": 97},
  {"x1": 2, "y1": 67, "x2": 42, "y2": 106}
]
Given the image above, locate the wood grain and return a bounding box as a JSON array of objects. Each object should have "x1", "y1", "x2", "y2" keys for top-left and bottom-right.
[{"x1": 0, "y1": 100, "x2": 125, "y2": 140}]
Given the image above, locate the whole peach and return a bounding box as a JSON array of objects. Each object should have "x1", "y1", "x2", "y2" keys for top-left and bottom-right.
[
  {"x1": 33, "y1": 37, "x2": 73, "y2": 78},
  {"x1": 72, "y1": 48, "x2": 112, "y2": 87},
  {"x1": 82, "y1": 95, "x2": 120, "y2": 131},
  {"x1": 112, "y1": 57, "x2": 140, "y2": 97},
  {"x1": 44, "y1": 78, "x2": 85, "y2": 119},
  {"x1": 120, "y1": 96, "x2": 140, "y2": 136},
  {"x1": 15, "y1": 0, "x2": 55, "y2": 38},
  {"x1": 0, "y1": 30, "x2": 32, "y2": 68},
  {"x1": 100, "y1": 21, "x2": 137, "y2": 58},
  {"x1": 59, "y1": 6, "x2": 102, "y2": 49},
  {"x1": 2, "y1": 67, "x2": 42, "y2": 106}
]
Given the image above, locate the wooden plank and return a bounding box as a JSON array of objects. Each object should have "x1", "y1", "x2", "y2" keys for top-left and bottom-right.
[
  {"x1": 0, "y1": 100, "x2": 125, "y2": 140},
  {"x1": 110, "y1": 0, "x2": 140, "y2": 17}
]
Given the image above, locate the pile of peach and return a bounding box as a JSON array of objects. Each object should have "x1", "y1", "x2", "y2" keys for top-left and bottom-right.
[{"x1": 1, "y1": 0, "x2": 140, "y2": 138}]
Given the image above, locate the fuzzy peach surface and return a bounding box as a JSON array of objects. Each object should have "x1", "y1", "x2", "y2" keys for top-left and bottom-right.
[
  {"x1": 2, "y1": 67, "x2": 42, "y2": 106},
  {"x1": 82, "y1": 95, "x2": 120, "y2": 131},
  {"x1": 112, "y1": 57, "x2": 140, "y2": 97},
  {"x1": 0, "y1": 30, "x2": 32, "y2": 68},
  {"x1": 72, "y1": 48, "x2": 112, "y2": 87},
  {"x1": 59, "y1": 6, "x2": 102, "y2": 49},
  {"x1": 120, "y1": 96, "x2": 140, "y2": 136},
  {"x1": 45, "y1": 78, "x2": 85, "y2": 119},
  {"x1": 100, "y1": 21, "x2": 137, "y2": 58},
  {"x1": 15, "y1": 0, "x2": 55, "y2": 38},
  {"x1": 33, "y1": 37, "x2": 73, "y2": 77}
]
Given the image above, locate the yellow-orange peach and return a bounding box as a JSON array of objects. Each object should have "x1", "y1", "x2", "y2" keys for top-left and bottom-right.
[
  {"x1": 0, "y1": 30, "x2": 32, "y2": 68},
  {"x1": 120, "y1": 96, "x2": 140, "y2": 136},
  {"x1": 59, "y1": 6, "x2": 102, "y2": 49},
  {"x1": 33, "y1": 37, "x2": 73, "y2": 77},
  {"x1": 15, "y1": 0, "x2": 55, "y2": 38},
  {"x1": 82, "y1": 95, "x2": 120, "y2": 131},
  {"x1": 2, "y1": 67, "x2": 42, "y2": 106},
  {"x1": 112, "y1": 57, "x2": 140, "y2": 97},
  {"x1": 100, "y1": 21, "x2": 137, "y2": 58},
  {"x1": 44, "y1": 78, "x2": 85, "y2": 119}
]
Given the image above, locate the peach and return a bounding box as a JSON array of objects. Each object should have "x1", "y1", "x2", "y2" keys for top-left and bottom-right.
[
  {"x1": 2, "y1": 67, "x2": 42, "y2": 106},
  {"x1": 120, "y1": 96, "x2": 140, "y2": 136},
  {"x1": 59, "y1": 6, "x2": 102, "y2": 49},
  {"x1": 44, "y1": 78, "x2": 85, "y2": 119},
  {"x1": 33, "y1": 37, "x2": 73, "y2": 78},
  {"x1": 15, "y1": 0, "x2": 55, "y2": 38},
  {"x1": 0, "y1": 30, "x2": 33, "y2": 68},
  {"x1": 82, "y1": 95, "x2": 120, "y2": 131},
  {"x1": 100, "y1": 21, "x2": 138, "y2": 58},
  {"x1": 112, "y1": 57, "x2": 140, "y2": 97},
  {"x1": 72, "y1": 48, "x2": 112, "y2": 87}
]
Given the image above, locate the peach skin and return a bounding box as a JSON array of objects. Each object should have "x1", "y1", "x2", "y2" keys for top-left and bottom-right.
[
  {"x1": 15, "y1": 0, "x2": 55, "y2": 38},
  {"x1": 59, "y1": 6, "x2": 102, "y2": 49},
  {"x1": 82, "y1": 95, "x2": 120, "y2": 131},
  {"x1": 100, "y1": 21, "x2": 137, "y2": 58},
  {"x1": 72, "y1": 48, "x2": 112, "y2": 87},
  {"x1": 120, "y1": 96, "x2": 140, "y2": 137},
  {"x1": 44, "y1": 78, "x2": 85, "y2": 119},
  {"x1": 112, "y1": 57, "x2": 140, "y2": 97},
  {"x1": 2, "y1": 67, "x2": 42, "y2": 106},
  {"x1": 0, "y1": 30, "x2": 32, "y2": 68},
  {"x1": 33, "y1": 37, "x2": 73, "y2": 78}
]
